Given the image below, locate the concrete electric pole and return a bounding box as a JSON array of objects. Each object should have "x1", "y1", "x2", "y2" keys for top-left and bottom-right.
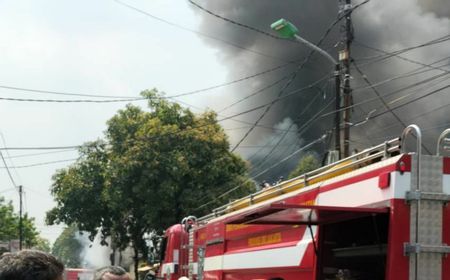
[{"x1": 19, "y1": 185, "x2": 23, "y2": 250}]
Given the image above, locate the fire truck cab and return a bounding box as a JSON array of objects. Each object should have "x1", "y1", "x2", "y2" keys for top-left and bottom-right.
[{"x1": 158, "y1": 125, "x2": 450, "y2": 280}]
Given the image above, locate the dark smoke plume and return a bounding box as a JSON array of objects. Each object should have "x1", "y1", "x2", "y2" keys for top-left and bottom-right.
[{"x1": 190, "y1": 0, "x2": 450, "y2": 181}]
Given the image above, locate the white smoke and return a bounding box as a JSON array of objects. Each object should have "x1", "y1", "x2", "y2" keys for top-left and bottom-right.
[
  {"x1": 246, "y1": 117, "x2": 320, "y2": 181},
  {"x1": 76, "y1": 231, "x2": 111, "y2": 269}
]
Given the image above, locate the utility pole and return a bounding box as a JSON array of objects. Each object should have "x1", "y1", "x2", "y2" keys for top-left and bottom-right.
[
  {"x1": 19, "y1": 185, "x2": 23, "y2": 250},
  {"x1": 334, "y1": 64, "x2": 341, "y2": 158},
  {"x1": 339, "y1": 0, "x2": 354, "y2": 158}
]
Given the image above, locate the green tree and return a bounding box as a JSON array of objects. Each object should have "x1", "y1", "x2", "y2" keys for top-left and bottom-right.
[
  {"x1": 0, "y1": 198, "x2": 16, "y2": 241},
  {"x1": 46, "y1": 140, "x2": 112, "y2": 242},
  {"x1": 52, "y1": 226, "x2": 83, "y2": 268},
  {"x1": 0, "y1": 196, "x2": 40, "y2": 249},
  {"x1": 47, "y1": 90, "x2": 254, "y2": 278},
  {"x1": 33, "y1": 236, "x2": 51, "y2": 253},
  {"x1": 288, "y1": 154, "x2": 320, "y2": 179}
]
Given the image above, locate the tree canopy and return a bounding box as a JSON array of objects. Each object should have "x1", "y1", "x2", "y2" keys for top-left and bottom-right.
[
  {"x1": 47, "y1": 90, "x2": 254, "y2": 275},
  {"x1": 52, "y1": 225, "x2": 83, "y2": 267},
  {"x1": 288, "y1": 153, "x2": 320, "y2": 179},
  {"x1": 0, "y1": 196, "x2": 40, "y2": 249}
]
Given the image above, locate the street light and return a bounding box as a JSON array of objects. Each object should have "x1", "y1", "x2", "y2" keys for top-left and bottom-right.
[{"x1": 271, "y1": 18, "x2": 342, "y2": 160}]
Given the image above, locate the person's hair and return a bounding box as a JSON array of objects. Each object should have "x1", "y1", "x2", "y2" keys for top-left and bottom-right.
[
  {"x1": 93, "y1": 266, "x2": 128, "y2": 280},
  {"x1": 0, "y1": 250, "x2": 64, "y2": 280}
]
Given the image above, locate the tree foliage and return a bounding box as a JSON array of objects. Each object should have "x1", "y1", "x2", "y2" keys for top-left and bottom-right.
[
  {"x1": 0, "y1": 196, "x2": 40, "y2": 248},
  {"x1": 47, "y1": 90, "x2": 254, "y2": 277},
  {"x1": 33, "y1": 236, "x2": 51, "y2": 253},
  {"x1": 288, "y1": 154, "x2": 320, "y2": 179},
  {"x1": 51, "y1": 226, "x2": 83, "y2": 268}
]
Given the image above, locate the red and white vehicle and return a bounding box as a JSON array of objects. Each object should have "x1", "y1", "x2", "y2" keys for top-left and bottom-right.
[
  {"x1": 157, "y1": 125, "x2": 450, "y2": 280},
  {"x1": 63, "y1": 268, "x2": 94, "y2": 280}
]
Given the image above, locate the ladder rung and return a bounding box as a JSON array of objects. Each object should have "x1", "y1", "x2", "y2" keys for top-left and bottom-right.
[
  {"x1": 406, "y1": 191, "x2": 450, "y2": 203},
  {"x1": 404, "y1": 243, "x2": 450, "y2": 255}
]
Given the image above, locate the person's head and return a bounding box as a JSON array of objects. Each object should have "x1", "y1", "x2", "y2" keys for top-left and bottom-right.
[
  {"x1": 93, "y1": 266, "x2": 131, "y2": 280},
  {"x1": 0, "y1": 250, "x2": 64, "y2": 280}
]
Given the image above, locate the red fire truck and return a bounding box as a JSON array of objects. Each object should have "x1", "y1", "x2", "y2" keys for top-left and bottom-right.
[
  {"x1": 157, "y1": 125, "x2": 450, "y2": 280},
  {"x1": 64, "y1": 268, "x2": 94, "y2": 280}
]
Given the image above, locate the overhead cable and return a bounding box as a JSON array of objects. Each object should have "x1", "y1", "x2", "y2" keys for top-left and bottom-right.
[
  {"x1": 227, "y1": 4, "x2": 364, "y2": 151},
  {"x1": 3, "y1": 149, "x2": 78, "y2": 159},
  {"x1": 0, "y1": 146, "x2": 81, "y2": 151},
  {"x1": 188, "y1": 0, "x2": 370, "y2": 42},
  {"x1": 229, "y1": 72, "x2": 331, "y2": 151},
  {"x1": 0, "y1": 85, "x2": 136, "y2": 99},
  {"x1": 370, "y1": 83, "x2": 450, "y2": 119},
  {"x1": 113, "y1": 0, "x2": 288, "y2": 62},
  {"x1": 249, "y1": 89, "x2": 325, "y2": 168},
  {"x1": 354, "y1": 35, "x2": 450, "y2": 67},
  {"x1": 0, "y1": 96, "x2": 145, "y2": 103},
  {"x1": 0, "y1": 150, "x2": 18, "y2": 188},
  {"x1": 354, "y1": 40, "x2": 450, "y2": 74},
  {"x1": 0, "y1": 158, "x2": 78, "y2": 169},
  {"x1": 0, "y1": 188, "x2": 16, "y2": 194},
  {"x1": 320, "y1": 70, "x2": 450, "y2": 119},
  {"x1": 194, "y1": 133, "x2": 328, "y2": 211}
]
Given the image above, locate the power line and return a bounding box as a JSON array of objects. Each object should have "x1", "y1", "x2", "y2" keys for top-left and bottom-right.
[
  {"x1": 319, "y1": 70, "x2": 450, "y2": 119},
  {"x1": 0, "y1": 96, "x2": 145, "y2": 103},
  {"x1": 188, "y1": 0, "x2": 370, "y2": 42},
  {"x1": 350, "y1": 56, "x2": 450, "y2": 93},
  {"x1": 352, "y1": 59, "x2": 434, "y2": 154},
  {"x1": 0, "y1": 188, "x2": 16, "y2": 194},
  {"x1": 229, "y1": 71, "x2": 330, "y2": 151},
  {"x1": 0, "y1": 150, "x2": 18, "y2": 188},
  {"x1": 217, "y1": 74, "x2": 291, "y2": 113},
  {"x1": 354, "y1": 41, "x2": 450, "y2": 74},
  {"x1": 251, "y1": 97, "x2": 337, "y2": 172},
  {"x1": 194, "y1": 133, "x2": 328, "y2": 211},
  {"x1": 113, "y1": 0, "x2": 289, "y2": 62},
  {"x1": 0, "y1": 85, "x2": 136, "y2": 99},
  {"x1": 249, "y1": 87, "x2": 325, "y2": 169},
  {"x1": 218, "y1": 65, "x2": 447, "y2": 123},
  {"x1": 227, "y1": 6, "x2": 355, "y2": 151},
  {"x1": 0, "y1": 133, "x2": 23, "y2": 187},
  {"x1": 354, "y1": 100, "x2": 450, "y2": 139},
  {"x1": 370, "y1": 83, "x2": 450, "y2": 120},
  {"x1": 352, "y1": 60, "x2": 408, "y2": 135},
  {"x1": 0, "y1": 146, "x2": 81, "y2": 151},
  {"x1": 352, "y1": 121, "x2": 450, "y2": 143},
  {"x1": 117, "y1": 74, "x2": 334, "y2": 146},
  {"x1": 3, "y1": 149, "x2": 78, "y2": 159},
  {"x1": 187, "y1": 0, "x2": 287, "y2": 41},
  {"x1": 354, "y1": 34, "x2": 450, "y2": 67},
  {"x1": 10, "y1": 71, "x2": 440, "y2": 152},
  {"x1": 0, "y1": 158, "x2": 78, "y2": 169},
  {"x1": 0, "y1": 60, "x2": 298, "y2": 104}
]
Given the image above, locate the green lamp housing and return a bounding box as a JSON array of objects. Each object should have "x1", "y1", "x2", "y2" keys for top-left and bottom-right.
[{"x1": 270, "y1": 18, "x2": 299, "y2": 39}]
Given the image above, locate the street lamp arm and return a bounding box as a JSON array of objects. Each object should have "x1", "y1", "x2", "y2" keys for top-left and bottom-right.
[{"x1": 293, "y1": 34, "x2": 337, "y2": 65}]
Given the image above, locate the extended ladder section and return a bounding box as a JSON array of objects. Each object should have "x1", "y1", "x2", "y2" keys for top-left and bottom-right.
[
  {"x1": 402, "y1": 125, "x2": 450, "y2": 280},
  {"x1": 187, "y1": 229, "x2": 194, "y2": 280},
  {"x1": 199, "y1": 136, "x2": 401, "y2": 223}
]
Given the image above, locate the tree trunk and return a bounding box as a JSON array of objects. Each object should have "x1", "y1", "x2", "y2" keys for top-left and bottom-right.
[
  {"x1": 110, "y1": 246, "x2": 116, "y2": 265},
  {"x1": 134, "y1": 245, "x2": 139, "y2": 280}
]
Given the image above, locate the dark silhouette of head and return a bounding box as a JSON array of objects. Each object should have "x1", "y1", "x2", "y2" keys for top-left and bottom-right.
[
  {"x1": 0, "y1": 250, "x2": 64, "y2": 280},
  {"x1": 93, "y1": 266, "x2": 130, "y2": 280}
]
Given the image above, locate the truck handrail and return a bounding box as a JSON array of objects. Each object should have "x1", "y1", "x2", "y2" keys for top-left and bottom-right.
[
  {"x1": 198, "y1": 135, "x2": 402, "y2": 222},
  {"x1": 437, "y1": 128, "x2": 450, "y2": 156},
  {"x1": 400, "y1": 124, "x2": 422, "y2": 192}
]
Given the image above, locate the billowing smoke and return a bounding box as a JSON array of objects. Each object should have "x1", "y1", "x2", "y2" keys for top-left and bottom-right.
[
  {"x1": 190, "y1": 0, "x2": 450, "y2": 180},
  {"x1": 76, "y1": 231, "x2": 133, "y2": 269},
  {"x1": 76, "y1": 232, "x2": 111, "y2": 268}
]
